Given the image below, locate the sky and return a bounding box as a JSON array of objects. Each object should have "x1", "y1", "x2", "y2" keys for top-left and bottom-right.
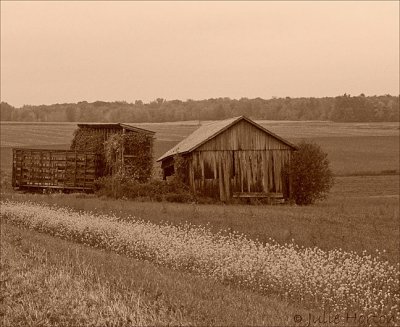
[{"x1": 1, "y1": 1, "x2": 399, "y2": 107}]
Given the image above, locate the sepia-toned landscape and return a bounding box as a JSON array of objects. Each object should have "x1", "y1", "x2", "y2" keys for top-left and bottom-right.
[{"x1": 1, "y1": 1, "x2": 399, "y2": 326}]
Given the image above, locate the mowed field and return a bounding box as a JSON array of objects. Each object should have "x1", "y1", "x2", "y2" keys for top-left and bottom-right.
[{"x1": 1, "y1": 121, "x2": 399, "y2": 175}]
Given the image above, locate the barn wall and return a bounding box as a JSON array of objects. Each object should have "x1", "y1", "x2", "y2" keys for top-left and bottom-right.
[
  {"x1": 188, "y1": 149, "x2": 292, "y2": 201},
  {"x1": 197, "y1": 120, "x2": 292, "y2": 151}
]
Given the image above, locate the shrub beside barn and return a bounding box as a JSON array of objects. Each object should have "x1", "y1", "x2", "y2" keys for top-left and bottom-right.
[{"x1": 157, "y1": 116, "x2": 297, "y2": 202}]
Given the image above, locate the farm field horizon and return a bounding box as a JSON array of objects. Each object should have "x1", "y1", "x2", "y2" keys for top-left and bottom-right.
[{"x1": 1, "y1": 120, "x2": 399, "y2": 175}]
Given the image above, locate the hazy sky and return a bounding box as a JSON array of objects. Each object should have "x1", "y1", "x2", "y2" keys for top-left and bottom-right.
[{"x1": 1, "y1": 1, "x2": 399, "y2": 107}]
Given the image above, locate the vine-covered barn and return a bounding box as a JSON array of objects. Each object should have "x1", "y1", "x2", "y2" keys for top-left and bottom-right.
[
  {"x1": 73, "y1": 123, "x2": 155, "y2": 152},
  {"x1": 157, "y1": 116, "x2": 297, "y2": 201},
  {"x1": 71, "y1": 123, "x2": 155, "y2": 181}
]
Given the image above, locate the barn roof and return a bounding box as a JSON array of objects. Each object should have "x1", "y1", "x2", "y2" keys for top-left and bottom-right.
[
  {"x1": 77, "y1": 123, "x2": 155, "y2": 135},
  {"x1": 157, "y1": 116, "x2": 297, "y2": 162}
]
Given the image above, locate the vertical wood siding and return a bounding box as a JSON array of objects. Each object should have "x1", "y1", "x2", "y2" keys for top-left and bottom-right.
[
  {"x1": 12, "y1": 149, "x2": 101, "y2": 191},
  {"x1": 188, "y1": 150, "x2": 292, "y2": 201},
  {"x1": 185, "y1": 120, "x2": 294, "y2": 201}
]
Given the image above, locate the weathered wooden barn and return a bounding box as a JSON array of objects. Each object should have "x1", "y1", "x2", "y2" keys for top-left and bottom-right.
[{"x1": 157, "y1": 116, "x2": 297, "y2": 201}]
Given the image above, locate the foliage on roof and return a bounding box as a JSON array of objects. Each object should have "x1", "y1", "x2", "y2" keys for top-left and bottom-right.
[{"x1": 77, "y1": 123, "x2": 155, "y2": 135}]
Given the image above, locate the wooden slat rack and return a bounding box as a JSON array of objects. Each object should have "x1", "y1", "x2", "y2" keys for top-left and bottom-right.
[{"x1": 12, "y1": 148, "x2": 102, "y2": 192}]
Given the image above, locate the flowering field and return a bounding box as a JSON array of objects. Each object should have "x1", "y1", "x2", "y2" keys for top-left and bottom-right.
[{"x1": 1, "y1": 200, "x2": 399, "y2": 320}]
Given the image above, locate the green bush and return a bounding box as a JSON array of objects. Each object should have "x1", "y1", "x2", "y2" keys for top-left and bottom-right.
[
  {"x1": 94, "y1": 175, "x2": 197, "y2": 203},
  {"x1": 285, "y1": 141, "x2": 334, "y2": 205}
]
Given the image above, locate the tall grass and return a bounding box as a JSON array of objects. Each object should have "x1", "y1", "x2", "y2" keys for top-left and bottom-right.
[
  {"x1": 1, "y1": 223, "x2": 313, "y2": 326},
  {"x1": 3, "y1": 175, "x2": 398, "y2": 263},
  {"x1": 1, "y1": 200, "x2": 399, "y2": 321},
  {"x1": 1, "y1": 228, "x2": 188, "y2": 326}
]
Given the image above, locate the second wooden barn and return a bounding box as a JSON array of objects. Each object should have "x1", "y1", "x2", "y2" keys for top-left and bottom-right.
[{"x1": 157, "y1": 116, "x2": 297, "y2": 201}]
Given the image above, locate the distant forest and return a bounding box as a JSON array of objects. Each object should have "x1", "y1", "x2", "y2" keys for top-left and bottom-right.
[{"x1": 1, "y1": 94, "x2": 398, "y2": 123}]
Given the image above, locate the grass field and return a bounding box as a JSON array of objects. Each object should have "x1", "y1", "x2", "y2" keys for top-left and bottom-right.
[
  {"x1": 1, "y1": 222, "x2": 314, "y2": 326},
  {"x1": 3, "y1": 175, "x2": 399, "y2": 264},
  {"x1": 2, "y1": 199, "x2": 399, "y2": 322},
  {"x1": 1, "y1": 120, "x2": 399, "y2": 326}
]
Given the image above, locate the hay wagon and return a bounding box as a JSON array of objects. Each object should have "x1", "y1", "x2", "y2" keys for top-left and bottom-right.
[{"x1": 12, "y1": 148, "x2": 102, "y2": 192}]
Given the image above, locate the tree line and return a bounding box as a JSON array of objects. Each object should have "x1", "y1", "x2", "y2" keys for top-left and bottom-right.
[{"x1": 1, "y1": 94, "x2": 398, "y2": 123}]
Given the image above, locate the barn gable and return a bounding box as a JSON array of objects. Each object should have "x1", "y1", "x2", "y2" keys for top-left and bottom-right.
[
  {"x1": 197, "y1": 119, "x2": 294, "y2": 151},
  {"x1": 157, "y1": 116, "x2": 296, "y2": 161}
]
